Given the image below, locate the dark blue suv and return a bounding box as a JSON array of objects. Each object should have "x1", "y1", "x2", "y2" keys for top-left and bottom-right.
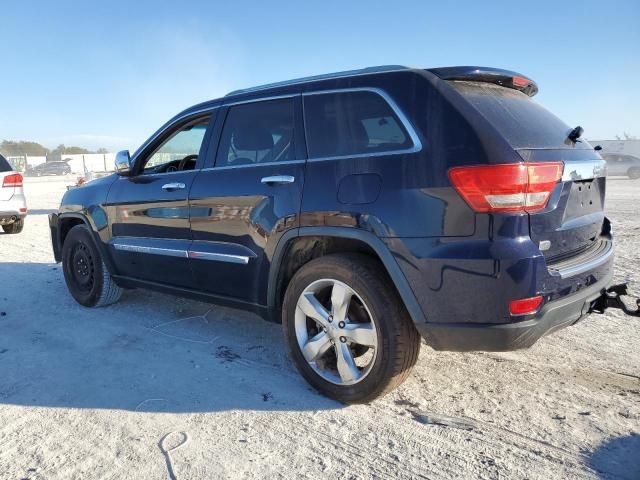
[{"x1": 49, "y1": 66, "x2": 613, "y2": 403}]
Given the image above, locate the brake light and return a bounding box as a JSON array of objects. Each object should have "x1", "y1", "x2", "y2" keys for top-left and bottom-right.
[
  {"x1": 512, "y1": 76, "x2": 531, "y2": 87},
  {"x1": 509, "y1": 296, "x2": 543, "y2": 316},
  {"x1": 448, "y1": 162, "x2": 563, "y2": 213},
  {"x1": 2, "y1": 173, "x2": 23, "y2": 188}
]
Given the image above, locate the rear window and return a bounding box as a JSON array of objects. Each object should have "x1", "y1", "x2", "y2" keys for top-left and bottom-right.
[
  {"x1": 0, "y1": 154, "x2": 13, "y2": 172},
  {"x1": 451, "y1": 81, "x2": 592, "y2": 150},
  {"x1": 304, "y1": 90, "x2": 413, "y2": 159}
]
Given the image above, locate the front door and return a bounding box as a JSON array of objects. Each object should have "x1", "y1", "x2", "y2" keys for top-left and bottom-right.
[
  {"x1": 105, "y1": 113, "x2": 215, "y2": 287},
  {"x1": 188, "y1": 96, "x2": 305, "y2": 304}
]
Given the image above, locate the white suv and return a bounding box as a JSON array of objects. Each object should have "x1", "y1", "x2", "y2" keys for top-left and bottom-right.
[{"x1": 0, "y1": 154, "x2": 27, "y2": 234}]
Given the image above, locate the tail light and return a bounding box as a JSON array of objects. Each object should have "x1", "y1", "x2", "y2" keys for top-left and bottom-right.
[
  {"x1": 448, "y1": 162, "x2": 564, "y2": 213},
  {"x1": 509, "y1": 296, "x2": 543, "y2": 316},
  {"x1": 2, "y1": 173, "x2": 23, "y2": 188}
]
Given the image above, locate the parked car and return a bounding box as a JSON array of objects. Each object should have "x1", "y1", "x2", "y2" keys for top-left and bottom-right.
[
  {"x1": 0, "y1": 153, "x2": 27, "y2": 234},
  {"x1": 27, "y1": 160, "x2": 72, "y2": 176},
  {"x1": 49, "y1": 66, "x2": 614, "y2": 403},
  {"x1": 601, "y1": 153, "x2": 640, "y2": 179}
]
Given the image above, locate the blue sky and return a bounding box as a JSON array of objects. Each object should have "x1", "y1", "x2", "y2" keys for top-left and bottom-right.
[{"x1": 1, "y1": 0, "x2": 638, "y2": 151}]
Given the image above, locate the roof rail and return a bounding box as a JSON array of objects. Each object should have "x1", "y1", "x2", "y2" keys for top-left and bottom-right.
[{"x1": 225, "y1": 65, "x2": 409, "y2": 97}]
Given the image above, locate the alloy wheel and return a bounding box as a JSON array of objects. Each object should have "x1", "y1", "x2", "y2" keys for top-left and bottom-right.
[{"x1": 294, "y1": 279, "x2": 378, "y2": 386}]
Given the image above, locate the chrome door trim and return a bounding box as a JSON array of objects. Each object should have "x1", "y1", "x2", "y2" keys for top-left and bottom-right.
[
  {"x1": 187, "y1": 251, "x2": 251, "y2": 265},
  {"x1": 302, "y1": 87, "x2": 423, "y2": 162},
  {"x1": 112, "y1": 242, "x2": 188, "y2": 258},
  {"x1": 562, "y1": 159, "x2": 607, "y2": 181}
]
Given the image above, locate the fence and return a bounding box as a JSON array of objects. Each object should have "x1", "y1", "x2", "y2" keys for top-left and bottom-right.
[{"x1": 6, "y1": 154, "x2": 117, "y2": 174}]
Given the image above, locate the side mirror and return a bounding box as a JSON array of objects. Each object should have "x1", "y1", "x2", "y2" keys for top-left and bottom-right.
[{"x1": 115, "y1": 150, "x2": 131, "y2": 175}]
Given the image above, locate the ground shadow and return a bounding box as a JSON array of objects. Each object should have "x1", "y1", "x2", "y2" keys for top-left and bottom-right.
[
  {"x1": 589, "y1": 433, "x2": 640, "y2": 480},
  {"x1": 0, "y1": 262, "x2": 341, "y2": 413}
]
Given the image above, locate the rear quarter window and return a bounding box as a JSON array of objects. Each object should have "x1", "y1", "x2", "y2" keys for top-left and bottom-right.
[
  {"x1": 451, "y1": 81, "x2": 592, "y2": 150},
  {"x1": 304, "y1": 90, "x2": 413, "y2": 159},
  {"x1": 0, "y1": 154, "x2": 13, "y2": 172}
]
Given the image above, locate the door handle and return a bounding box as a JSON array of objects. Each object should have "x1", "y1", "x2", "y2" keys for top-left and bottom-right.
[
  {"x1": 162, "y1": 182, "x2": 186, "y2": 191},
  {"x1": 261, "y1": 175, "x2": 295, "y2": 185}
]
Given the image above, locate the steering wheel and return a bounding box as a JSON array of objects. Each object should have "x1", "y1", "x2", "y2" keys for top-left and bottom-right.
[{"x1": 178, "y1": 154, "x2": 198, "y2": 171}]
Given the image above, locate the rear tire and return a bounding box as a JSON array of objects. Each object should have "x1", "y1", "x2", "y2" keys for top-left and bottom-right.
[
  {"x1": 2, "y1": 218, "x2": 24, "y2": 234},
  {"x1": 282, "y1": 253, "x2": 421, "y2": 404},
  {"x1": 62, "y1": 224, "x2": 122, "y2": 307},
  {"x1": 628, "y1": 168, "x2": 640, "y2": 180}
]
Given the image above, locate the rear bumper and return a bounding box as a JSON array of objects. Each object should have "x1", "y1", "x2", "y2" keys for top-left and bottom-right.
[
  {"x1": 417, "y1": 268, "x2": 614, "y2": 351},
  {"x1": 0, "y1": 193, "x2": 28, "y2": 222}
]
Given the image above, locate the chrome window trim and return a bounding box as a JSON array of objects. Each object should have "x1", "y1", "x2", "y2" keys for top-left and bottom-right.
[
  {"x1": 561, "y1": 159, "x2": 607, "y2": 182},
  {"x1": 117, "y1": 168, "x2": 201, "y2": 180},
  {"x1": 201, "y1": 159, "x2": 306, "y2": 172},
  {"x1": 302, "y1": 87, "x2": 423, "y2": 162},
  {"x1": 222, "y1": 93, "x2": 299, "y2": 107}
]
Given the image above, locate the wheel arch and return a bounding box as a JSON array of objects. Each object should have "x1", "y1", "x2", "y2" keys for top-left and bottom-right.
[
  {"x1": 268, "y1": 227, "x2": 426, "y2": 326},
  {"x1": 56, "y1": 213, "x2": 118, "y2": 275}
]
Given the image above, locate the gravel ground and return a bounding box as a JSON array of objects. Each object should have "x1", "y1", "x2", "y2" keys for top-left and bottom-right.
[{"x1": 0, "y1": 176, "x2": 638, "y2": 480}]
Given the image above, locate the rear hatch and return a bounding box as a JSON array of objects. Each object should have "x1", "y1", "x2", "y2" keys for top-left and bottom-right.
[{"x1": 445, "y1": 78, "x2": 607, "y2": 261}]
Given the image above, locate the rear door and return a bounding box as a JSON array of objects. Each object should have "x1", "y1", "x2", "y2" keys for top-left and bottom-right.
[
  {"x1": 188, "y1": 95, "x2": 305, "y2": 304},
  {"x1": 105, "y1": 112, "x2": 215, "y2": 287}
]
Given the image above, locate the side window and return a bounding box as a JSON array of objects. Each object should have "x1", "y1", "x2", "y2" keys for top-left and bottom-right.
[
  {"x1": 304, "y1": 90, "x2": 413, "y2": 159},
  {"x1": 141, "y1": 117, "x2": 210, "y2": 174},
  {"x1": 216, "y1": 98, "x2": 296, "y2": 167}
]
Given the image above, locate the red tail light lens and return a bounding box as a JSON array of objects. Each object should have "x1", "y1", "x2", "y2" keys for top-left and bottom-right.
[
  {"x1": 2, "y1": 173, "x2": 23, "y2": 188},
  {"x1": 509, "y1": 296, "x2": 543, "y2": 316},
  {"x1": 448, "y1": 162, "x2": 563, "y2": 213}
]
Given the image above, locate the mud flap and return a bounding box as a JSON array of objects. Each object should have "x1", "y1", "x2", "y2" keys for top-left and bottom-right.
[{"x1": 590, "y1": 283, "x2": 640, "y2": 317}]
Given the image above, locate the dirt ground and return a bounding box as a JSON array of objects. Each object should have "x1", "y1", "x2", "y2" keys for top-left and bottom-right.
[{"x1": 0, "y1": 176, "x2": 638, "y2": 480}]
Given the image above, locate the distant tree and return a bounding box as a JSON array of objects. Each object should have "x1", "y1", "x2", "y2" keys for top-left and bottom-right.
[
  {"x1": 96, "y1": 148, "x2": 109, "y2": 154},
  {"x1": 0, "y1": 140, "x2": 49, "y2": 157},
  {"x1": 51, "y1": 144, "x2": 91, "y2": 155}
]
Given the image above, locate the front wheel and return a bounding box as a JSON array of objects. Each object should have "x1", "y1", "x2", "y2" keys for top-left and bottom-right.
[
  {"x1": 282, "y1": 253, "x2": 421, "y2": 404},
  {"x1": 62, "y1": 224, "x2": 123, "y2": 307}
]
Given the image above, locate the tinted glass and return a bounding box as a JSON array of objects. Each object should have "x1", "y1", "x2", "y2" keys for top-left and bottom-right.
[
  {"x1": 451, "y1": 81, "x2": 592, "y2": 150},
  {"x1": 143, "y1": 118, "x2": 209, "y2": 174},
  {"x1": 0, "y1": 154, "x2": 12, "y2": 172},
  {"x1": 304, "y1": 90, "x2": 412, "y2": 159},
  {"x1": 216, "y1": 98, "x2": 295, "y2": 167}
]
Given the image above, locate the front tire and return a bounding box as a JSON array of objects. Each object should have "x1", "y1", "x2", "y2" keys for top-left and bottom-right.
[
  {"x1": 62, "y1": 224, "x2": 122, "y2": 307},
  {"x1": 282, "y1": 253, "x2": 421, "y2": 404},
  {"x1": 628, "y1": 168, "x2": 640, "y2": 180},
  {"x1": 2, "y1": 218, "x2": 24, "y2": 234}
]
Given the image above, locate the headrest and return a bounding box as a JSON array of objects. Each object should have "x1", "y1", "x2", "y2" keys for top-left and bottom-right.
[{"x1": 233, "y1": 125, "x2": 274, "y2": 151}]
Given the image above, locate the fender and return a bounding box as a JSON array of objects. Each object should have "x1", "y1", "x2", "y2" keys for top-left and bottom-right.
[
  {"x1": 51, "y1": 211, "x2": 119, "y2": 276},
  {"x1": 267, "y1": 226, "x2": 428, "y2": 326}
]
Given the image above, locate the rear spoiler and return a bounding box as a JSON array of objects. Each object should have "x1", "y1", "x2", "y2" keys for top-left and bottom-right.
[{"x1": 427, "y1": 66, "x2": 539, "y2": 97}]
